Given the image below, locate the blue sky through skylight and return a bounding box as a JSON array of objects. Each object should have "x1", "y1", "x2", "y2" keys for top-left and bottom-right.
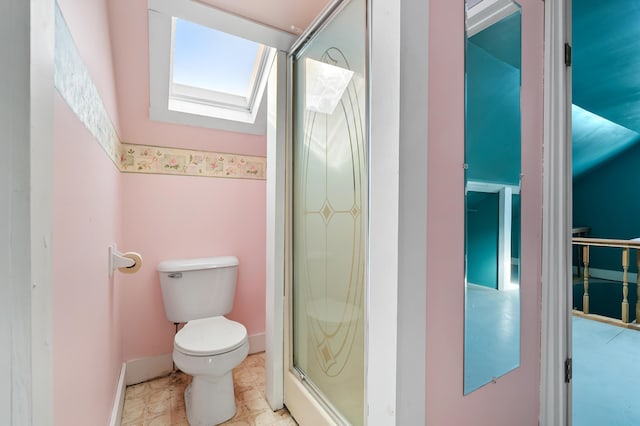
[{"x1": 172, "y1": 18, "x2": 261, "y2": 97}]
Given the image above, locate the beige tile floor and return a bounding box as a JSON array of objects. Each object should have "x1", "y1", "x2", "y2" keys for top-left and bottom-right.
[{"x1": 121, "y1": 352, "x2": 297, "y2": 426}]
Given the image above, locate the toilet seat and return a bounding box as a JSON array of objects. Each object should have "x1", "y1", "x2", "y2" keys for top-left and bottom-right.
[{"x1": 175, "y1": 316, "x2": 247, "y2": 356}]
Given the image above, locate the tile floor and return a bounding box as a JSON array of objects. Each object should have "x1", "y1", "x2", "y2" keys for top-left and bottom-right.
[{"x1": 121, "y1": 352, "x2": 297, "y2": 426}]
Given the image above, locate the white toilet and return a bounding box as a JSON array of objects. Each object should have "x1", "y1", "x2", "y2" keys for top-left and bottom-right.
[{"x1": 157, "y1": 256, "x2": 249, "y2": 426}]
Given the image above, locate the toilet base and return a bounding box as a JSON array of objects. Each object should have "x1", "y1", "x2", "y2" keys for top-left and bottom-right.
[{"x1": 184, "y1": 371, "x2": 236, "y2": 426}]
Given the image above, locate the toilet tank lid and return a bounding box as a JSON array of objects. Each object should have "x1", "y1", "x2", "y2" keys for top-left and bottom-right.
[{"x1": 157, "y1": 256, "x2": 238, "y2": 272}]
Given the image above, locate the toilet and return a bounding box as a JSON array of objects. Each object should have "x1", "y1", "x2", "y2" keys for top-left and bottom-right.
[{"x1": 157, "y1": 256, "x2": 249, "y2": 426}]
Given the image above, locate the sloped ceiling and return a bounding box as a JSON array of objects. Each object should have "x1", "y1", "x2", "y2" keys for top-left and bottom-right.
[
  {"x1": 197, "y1": 0, "x2": 327, "y2": 34},
  {"x1": 572, "y1": 0, "x2": 640, "y2": 177},
  {"x1": 468, "y1": 9, "x2": 520, "y2": 69}
]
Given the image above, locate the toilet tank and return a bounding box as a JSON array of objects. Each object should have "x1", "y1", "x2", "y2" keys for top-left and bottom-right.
[{"x1": 157, "y1": 256, "x2": 239, "y2": 323}]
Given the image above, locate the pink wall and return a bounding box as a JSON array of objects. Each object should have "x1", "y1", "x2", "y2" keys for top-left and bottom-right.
[
  {"x1": 54, "y1": 1, "x2": 124, "y2": 425},
  {"x1": 426, "y1": 0, "x2": 544, "y2": 424},
  {"x1": 119, "y1": 173, "x2": 266, "y2": 360},
  {"x1": 53, "y1": 94, "x2": 123, "y2": 425},
  {"x1": 103, "y1": 0, "x2": 270, "y2": 361}
]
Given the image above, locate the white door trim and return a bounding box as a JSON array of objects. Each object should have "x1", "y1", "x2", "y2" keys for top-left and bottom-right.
[
  {"x1": 367, "y1": 0, "x2": 403, "y2": 423},
  {"x1": 540, "y1": 0, "x2": 572, "y2": 424},
  {"x1": 395, "y1": 0, "x2": 428, "y2": 423},
  {"x1": 265, "y1": 50, "x2": 287, "y2": 411}
]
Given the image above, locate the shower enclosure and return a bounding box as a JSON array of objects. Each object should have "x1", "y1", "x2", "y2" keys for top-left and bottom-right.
[{"x1": 285, "y1": 0, "x2": 367, "y2": 423}]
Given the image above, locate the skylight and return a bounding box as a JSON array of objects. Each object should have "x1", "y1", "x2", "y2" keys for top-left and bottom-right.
[
  {"x1": 173, "y1": 19, "x2": 261, "y2": 97},
  {"x1": 169, "y1": 18, "x2": 275, "y2": 114},
  {"x1": 167, "y1": 17, "x2": 276, "y2": 122},
  {"x1": 147, "y1": 0, "x2": 296, "y2": 134}
]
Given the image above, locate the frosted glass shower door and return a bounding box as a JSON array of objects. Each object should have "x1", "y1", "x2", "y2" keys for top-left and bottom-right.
[{"x1": 289, "y1": 0, "x2": 366, "y2": 424}]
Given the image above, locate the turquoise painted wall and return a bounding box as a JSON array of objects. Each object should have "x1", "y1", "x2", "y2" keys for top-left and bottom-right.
[
  {"x1": 467, "y1": 192, "x2": 499, "y2": 288},
  {"x1": 466, "y1": 192, "x2": 521, "y2": 288},
  {"x1": 573, "y1": 142, "x2": 640, "y2": 274},
  {"x1": 570, "y1": 0, "x2": 640, "y2": 320},
  {"x1": 465, "y1": 12, "x2": 521, "y2": 288},
  {"x1": 511, "y1": 194, "x2": 521, "y2": 280},
  {"x1": 465, "y1": 13, "x2": 521, "y2": 186}
]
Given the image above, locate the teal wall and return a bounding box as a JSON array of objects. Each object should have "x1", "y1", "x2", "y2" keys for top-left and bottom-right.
[
  {"x1": 511, "y1": 194, "x2": 521, "y2": 280},
  {"x1": 573, "y1": 142, "x2": 640, "y2": 274},
  {"x1": 465, "y1": 12, "x2": 521, "y2": 289},
  {"x1": 467, "y1": 192, "x2": 499, "y2": 288},
  {"x1": 465, "y1": 14, "x2": 521, "y2": 186},
  {"x1": 466, "y1": 192, "x2": 521, "y2": 288},
  {"x1": 570, "y1": 0, "x2": 640, "y2": 320}
]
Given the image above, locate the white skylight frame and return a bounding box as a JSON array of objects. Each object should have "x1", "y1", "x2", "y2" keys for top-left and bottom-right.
[
  {"x1": 168, "y1": 37, "x2": 276, "y2": 122},
  {"x1": 148, "y1": 0, "x2": 296, "y2": 134}
]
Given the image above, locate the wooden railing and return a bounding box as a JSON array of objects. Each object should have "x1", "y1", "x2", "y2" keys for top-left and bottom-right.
[{"x1": 572, "y1": 237, "x2": 640, "y2": 324}]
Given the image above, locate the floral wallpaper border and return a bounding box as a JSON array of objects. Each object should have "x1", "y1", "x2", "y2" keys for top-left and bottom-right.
[
  {"x1": 120, "y1": 144, "x2": 266, "y2": 179},
  {"x1": 53, "y1": 4, "x2": 266, "y2": 181}
]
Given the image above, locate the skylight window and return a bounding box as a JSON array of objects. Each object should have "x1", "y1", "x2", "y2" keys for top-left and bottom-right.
[
  {"x1": 148, "y1": 0, "x2": 296, "y2": 134},
  {"x1": 173, "y1": 19, "x2": 261, "y2": 96},
  {"x1": 167, "y1": 17, "x2": 276, "y2": 124},
  {"x1": 170, "y1": 18, "x2": 274, "y2": 116}
]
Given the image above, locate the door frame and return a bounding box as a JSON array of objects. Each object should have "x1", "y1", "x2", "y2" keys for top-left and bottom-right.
[{"x1": 540, "y1": 0, "x2": 572, "y2": 424}]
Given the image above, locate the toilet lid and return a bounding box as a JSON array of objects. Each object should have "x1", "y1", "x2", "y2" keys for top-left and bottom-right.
[{"x1": 175, "y1": 317, "x2": 247, "y2": 356}]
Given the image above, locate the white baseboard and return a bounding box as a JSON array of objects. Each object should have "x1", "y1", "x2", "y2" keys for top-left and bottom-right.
[
  {"x1": 109, "y1": 363, "x2": 127, "y2": 426},
  {"x1": 123, "y1": 332, "x2": 265, "y2": 386},
  {"x1": 574, "y1": 267, "x2": 638, "y2": 284},
  {"x1": 125, "y1": 353, "x2": 173, "y2": 386},
  {"x1": 248, "y1": 332, "x2": 265, "y2": 354}
]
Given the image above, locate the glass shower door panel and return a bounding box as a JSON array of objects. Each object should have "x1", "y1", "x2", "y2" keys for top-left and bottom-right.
[{"x1": 292, "y1": 0, "x2": 366, "y2": 423}]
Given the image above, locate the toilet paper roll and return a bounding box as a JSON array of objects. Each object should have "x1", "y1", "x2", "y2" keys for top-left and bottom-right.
[{"x1": 118, "y1": 252, "x2": 142, "y2": 274}]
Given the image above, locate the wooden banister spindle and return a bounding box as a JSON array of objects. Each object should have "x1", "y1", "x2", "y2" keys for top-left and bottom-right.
[
  {"x1": 583, "y1": 246, "x2": 590, "y2": 314},
  {"x1": 622, "y1": 247, "x2": 630, "y2": 323}
]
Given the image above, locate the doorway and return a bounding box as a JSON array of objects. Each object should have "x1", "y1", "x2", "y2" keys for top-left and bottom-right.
[
  {"x1": 570, "y1": 1, "x2": 640, "y2": 424},
  {"x1": 542, "y1": 0, "x2": 640, "y2": 424}
]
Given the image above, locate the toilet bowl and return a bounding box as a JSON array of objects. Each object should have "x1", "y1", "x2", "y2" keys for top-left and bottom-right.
[
  {"x1": 157, "y1": 256, "x2": 248, "y2": 426},
  {"x1": 173, "y1": 317, "x2": 249, "y2": 425}
]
